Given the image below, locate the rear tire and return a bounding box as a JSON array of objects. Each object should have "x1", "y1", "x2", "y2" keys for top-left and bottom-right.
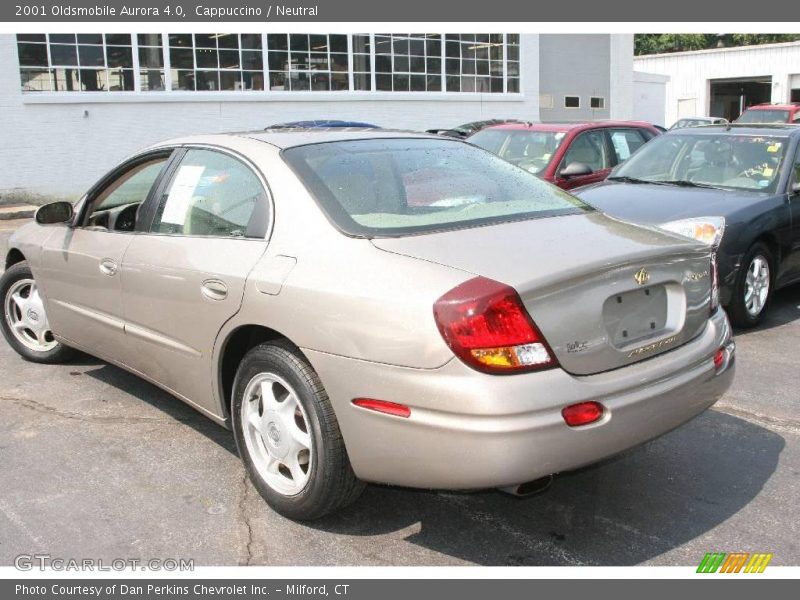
[
  {"x1": 728, "y1": 243, "x2": 773, "y2": 328},
  {"x1": 231, "y1": 340, "x2": 364, "y2": 520},
  {"x1": 1, "y1": 261, "x2": 75, "y2": 363}
]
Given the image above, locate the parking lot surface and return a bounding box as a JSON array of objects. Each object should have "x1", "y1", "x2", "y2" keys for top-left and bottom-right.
[{"x1": 1, "y1": 219, "x2": 799, "y2": 566}]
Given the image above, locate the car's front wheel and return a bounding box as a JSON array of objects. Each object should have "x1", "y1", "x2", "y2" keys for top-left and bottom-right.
[
  {"x1": 728, "y1": 243, "x2": 773, "y2": 328},
  {"x1": 231, "y1": 340, "x2": 364, "y2": 520},
  {"x1": 0, "y1": 261, "x2": 74, "y2": 363}
]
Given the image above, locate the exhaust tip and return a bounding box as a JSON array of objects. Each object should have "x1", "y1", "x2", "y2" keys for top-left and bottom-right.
[{"x1": 499, "y1": 475, "x2": 554, "y2": 497}]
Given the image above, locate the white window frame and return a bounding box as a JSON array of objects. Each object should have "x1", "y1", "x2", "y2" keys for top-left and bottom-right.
[
  {"x1": 18, "y1": 33, "x2": 527, "y2": 103},
  {"x1": 590, "y1": 96, "x2": 606, "y2": 110},
  {"x1": 564, "y1": 95, "x2": 581, "y2": 109}
]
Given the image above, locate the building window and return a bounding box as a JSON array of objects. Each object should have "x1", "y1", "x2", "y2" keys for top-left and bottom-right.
[
  {"x1": 374, "y1": 34, "x2": 442, "y2": 92},
  {"x1": 169, "y1": 33, "x2": 264, "y2": 91},
  {"x1": 17, "y1": 33, "x2": 522, "y2": 95},
  {"x1": 444, "y1": 34, "x2": 510, "y2": 93},
  {"x1": 266, "y1": 33, "x2": 348, "y2": 91},
  {"x1": 590, "y1": 96, "x2": 605, "y2": 109},
  {"x1": 17, "y1": 33, "x2": 134, "y2": 92},
  {"x1": 352, "y1": 35, "x2": 372, "y2": 91},
  {"x1": 565, "y1": 95, "x2": 580, "y2": 108},
  {"x1": 138, "y1": 34, "x2": 164, "y2": 91}
]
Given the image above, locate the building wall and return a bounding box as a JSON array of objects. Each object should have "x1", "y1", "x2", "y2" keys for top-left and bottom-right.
[
  {"x1": 538, "y1": 34, "x2": 632, "y2": 122},
  {"x1": 632, "y1": 71, "x2": 669, "y2": 127},
  {"x1": 0, "y1": 33, "x2": 541, "y2": 199},
  {"x1": 634, "y1": 41, "x2": 800, "y2": 127}
]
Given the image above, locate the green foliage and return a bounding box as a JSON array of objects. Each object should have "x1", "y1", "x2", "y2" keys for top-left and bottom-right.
[{"x1": 635, "y1": 34, "x2": 800, "y2": 55}]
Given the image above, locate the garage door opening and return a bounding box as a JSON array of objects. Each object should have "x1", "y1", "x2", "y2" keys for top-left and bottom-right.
[{"x1": 709, "y1": 77, "x2": 772, "y2": 121}]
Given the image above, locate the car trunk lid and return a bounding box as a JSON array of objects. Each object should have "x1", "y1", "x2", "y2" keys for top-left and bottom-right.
[{"x1": 371, "y1": 212, "x2": 714, "y2": 375}]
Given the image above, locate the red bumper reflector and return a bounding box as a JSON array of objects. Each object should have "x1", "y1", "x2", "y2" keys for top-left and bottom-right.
[
  {"x1": 562, "y1": 401, "x2": 604, "y2": 427},
  {"x1": 352, "y1": 398, "x2": 411, "y2": 418},
  {"x1": 714, "y1": 348, "x2": 725, "y2": 370}
]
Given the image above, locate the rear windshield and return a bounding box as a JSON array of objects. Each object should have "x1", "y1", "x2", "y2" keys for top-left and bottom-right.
[
  {"x1": 736, "y1": 109, "x2": 791, "y2": 124},
  {"x1": 282, "y1": 138, "x2": 589, "y2": 237}
]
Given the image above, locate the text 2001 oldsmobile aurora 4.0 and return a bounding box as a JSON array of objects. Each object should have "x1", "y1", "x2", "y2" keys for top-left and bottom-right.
[{"x1": 1, "y1": 130, "x2": 734, "y2": 519}]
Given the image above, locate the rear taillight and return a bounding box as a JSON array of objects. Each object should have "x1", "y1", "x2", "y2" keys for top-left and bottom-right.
[
  {"x1": 433, "y1": 276, "x2": 557, "y2": 374},
  {"x1": 710, "y1": 253, "x2": 720, "y2": 314}
]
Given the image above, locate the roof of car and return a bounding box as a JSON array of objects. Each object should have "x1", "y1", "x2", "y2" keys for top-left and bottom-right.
[
  {"x1": 745, "y1": 103, "x2": 800, "y2": 110},
  {"x1": 155, "y1": 128, "x2": 448, "y2": 151},
  {"x1": 665, "y1": 123, "x2": 800, "y2": 135},
  {"x1": 481, "y1": 120, "x2": 657, "y2": 133}
]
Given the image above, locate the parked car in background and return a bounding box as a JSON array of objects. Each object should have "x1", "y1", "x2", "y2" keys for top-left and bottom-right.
[
  {"x1": 575, "y1": 124, "x2": 800, "y2": 327},
  {"x1": 669, "y1": 117, "x2": 729, "y2": 130},
  {"x1": 735, "y1": 103, "x2": 800, "y2": 124},
  {"x1": 468, "y1": 121, "x2": 661, "y2": 190},
  {"x1": 2, "y1": 130, "x2": 734, "y2": 520},
  {"x1": 268, "y1": 119, "x2": 379, "y2": 129},
  {"x1": 426, "y1": 118, "x2": 526, "y2": 138}
]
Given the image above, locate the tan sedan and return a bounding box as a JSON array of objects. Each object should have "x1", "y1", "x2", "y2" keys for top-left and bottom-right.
[{"x1": 1, "y1": 130, "x2": 734, "y2": 519}]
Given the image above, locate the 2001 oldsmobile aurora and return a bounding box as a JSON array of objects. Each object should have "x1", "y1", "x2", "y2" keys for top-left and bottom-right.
[{"x1": 1, "y1": 130, "x2": 735, "y2": 519}]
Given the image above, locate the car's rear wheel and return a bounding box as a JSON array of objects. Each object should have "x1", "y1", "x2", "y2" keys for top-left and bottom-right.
[
  {"x1": 232, "y1": 340, "x2": 364, "y2": 520},
  {"x1": 1, "y1": 261, "x2": 74, "y2": 363},
  {"x1": 728, "y1": 243, "x2": 773, "y2": 328}
]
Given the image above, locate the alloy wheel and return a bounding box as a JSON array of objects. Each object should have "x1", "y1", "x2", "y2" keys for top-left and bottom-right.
[
  {"x1": 3, "y1": 278, "x2": 57, "y2": 352},
  {"x1": 240, "y1": 372, "x2": 313, "y2": 496},
  {"x1": 743, "y1": 255, "x2": 770, "y2": 318}
]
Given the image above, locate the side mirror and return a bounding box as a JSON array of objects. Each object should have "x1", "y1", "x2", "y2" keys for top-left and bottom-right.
[
  {"x1": 792, "y1": 181, "x2": 800, "y2": 195},
  {"x1": 34, "y1": 201, "x2": 73, "y2": 225},
  {"x1": 559, "y1": 162, "x2": 593, "y2": 178}
]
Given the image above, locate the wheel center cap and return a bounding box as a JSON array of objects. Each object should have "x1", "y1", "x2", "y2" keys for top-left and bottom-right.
[
  {"x1": 262, "y1": 410, "x2": 289, "y2": 458},
  {"x1": 267, "y1": 421, "x2": 281, "y2": 444},
  {"x1": 26, "y1": 308, "x2": 39, "y2": 323}
]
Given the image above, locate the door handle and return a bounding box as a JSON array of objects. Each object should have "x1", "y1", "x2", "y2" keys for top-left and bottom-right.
[
  {"x1": 201, "y1": 279, "x2": 228, "y2": 301},
  {"x1": 99, "y1": 258, "x2": 118, "y2": 276}
]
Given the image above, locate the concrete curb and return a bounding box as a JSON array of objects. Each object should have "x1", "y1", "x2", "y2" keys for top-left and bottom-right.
[{"x1": 0, "y1": 208, "x2": 35, "y2": 221}]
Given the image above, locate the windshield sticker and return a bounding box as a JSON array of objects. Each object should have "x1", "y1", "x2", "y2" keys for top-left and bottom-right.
[
  {"x1": 758, "y1": 180, "x2": 770, "y2": 188},
  {"x1": 767, "y1": 143, "x2": 781, "y2": 153}
]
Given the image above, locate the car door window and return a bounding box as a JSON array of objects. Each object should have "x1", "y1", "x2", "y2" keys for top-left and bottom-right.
[
  {"x1": 150, "y1": 149, "x2": 266, "y2": 238},
  {"x1": 792, "y1": 144, "x2": 800, "y2": 189},
  {"x1": 83, "y1": 157, "x2": 169, "y2": 231},
  {"x1": 608, "y1": 129, "x2": 648, "y2": 164},
  {"x1": 560, "y1": 130, "x2": 610, "y2": 172}
]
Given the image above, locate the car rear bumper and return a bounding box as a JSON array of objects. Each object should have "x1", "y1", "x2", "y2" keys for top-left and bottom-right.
[{"x1": 303, "y1": 309, "x2": 734, "y2": 490}]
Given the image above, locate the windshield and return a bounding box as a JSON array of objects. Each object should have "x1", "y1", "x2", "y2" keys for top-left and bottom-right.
[
  {"x1": 736, "y1": 109, "x2": 791, "y2": 124},
  {"x1": 611, "y1": 133, "x2": 788, "y2": 193},
  {"x1": 283, "y1": 138, "x2": 590, "y2": 237},
  {"x1": 467, "y1": 128, "x2": 567, "y2": 175}
]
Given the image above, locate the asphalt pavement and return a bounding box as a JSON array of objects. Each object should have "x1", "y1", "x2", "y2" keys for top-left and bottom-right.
[{"x1": 1, "y1": 220, "x2": 798, "y2": 566}]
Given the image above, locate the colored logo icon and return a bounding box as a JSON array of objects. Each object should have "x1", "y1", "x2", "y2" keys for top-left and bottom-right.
[{"x1": 697, "y1": 552, "x2": 773, "y2": 573}]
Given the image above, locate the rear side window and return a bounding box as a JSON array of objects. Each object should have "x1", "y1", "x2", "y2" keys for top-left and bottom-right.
[
  {"x1": 608, "y1": 128, "x2": 648, "y2": 163},
  {"x1": 283, "y1": 138, "x2": 590, "y2": 237},
  {"x1": 151, "y1": 149, "x2": 267, "y2": 238}
]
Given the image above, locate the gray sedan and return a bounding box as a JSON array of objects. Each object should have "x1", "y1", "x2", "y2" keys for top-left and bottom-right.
[{"x1": 1, "y1": 130, "x2": 734, "y2": 519}]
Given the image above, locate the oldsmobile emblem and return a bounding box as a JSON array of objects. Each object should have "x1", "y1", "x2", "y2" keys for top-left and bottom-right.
[{"x1": 633, "y1": 268, "x2": 650, "y2": 286}]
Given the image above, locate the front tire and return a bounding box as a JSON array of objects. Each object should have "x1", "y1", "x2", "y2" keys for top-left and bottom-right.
[
  {"x1": 728, "y1": 243, "x2": 773, "y2": 328},
  {"x1": 1, "y1": 261, "x2": 74, "y2": 363},
  {"x1": 232, "y1": 340, "x2": 364, "y2": 520}
]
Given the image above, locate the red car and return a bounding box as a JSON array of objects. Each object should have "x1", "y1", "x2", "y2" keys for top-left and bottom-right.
[
  {"x1": 735, "y1": 103, "x2": 800, "y2": 124},
  {"x1": 468, "y1": 121, "x2": 661, "y2": 190}
]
